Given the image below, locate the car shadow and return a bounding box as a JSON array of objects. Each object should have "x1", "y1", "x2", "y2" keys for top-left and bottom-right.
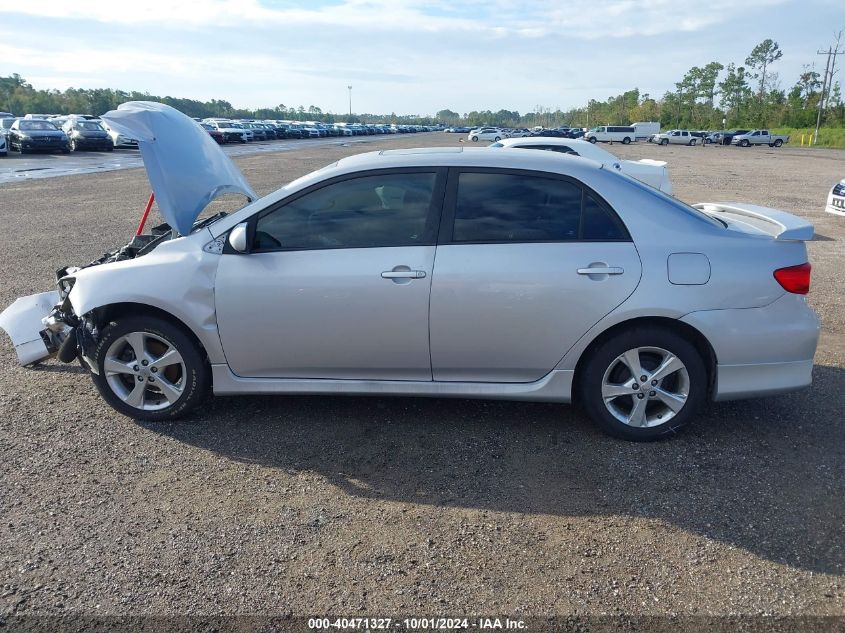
[{"x1": 142, "y1": 364, "x2": 845, "y2": 576}]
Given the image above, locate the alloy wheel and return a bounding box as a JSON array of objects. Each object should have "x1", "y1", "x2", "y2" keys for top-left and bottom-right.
[
  {"x1": 103, "y1": 331, "x2": 186, "y2": 411},
  {"x1": 600, "y1": 346, "x2": 690, "y2": 428}
]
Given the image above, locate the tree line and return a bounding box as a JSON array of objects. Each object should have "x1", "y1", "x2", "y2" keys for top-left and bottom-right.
[
  {"x1": 0, "y1": 74, "x2": 440, "y2": 124},
  {"x1": 441, "y1": 38, "x2": 844, "y2": 131},
  {"x1": 2, "y1": 37, "x2": 843, "y2": 131}
]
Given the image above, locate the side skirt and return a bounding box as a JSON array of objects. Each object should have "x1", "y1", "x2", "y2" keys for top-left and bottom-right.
[{"x1": 211, "y1": 365, "x2": 574, "y2": 403}]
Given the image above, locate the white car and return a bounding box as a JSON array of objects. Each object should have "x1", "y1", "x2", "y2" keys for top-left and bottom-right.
[
  {"x1": 653, "y1": 130, "x2": 698, "y2": 146},
  {"x1": 468, "y1": 127, "x2": 505, "y2": 142},
  {"x1": 826, "y1": 179, "x2": 845, "y2": 216},
  {"x1": 490, "y1": 137, "x2": 673, "y2": 194},
  {"x1": 203, "y1": 120, "x2": 248, "y2": 143}
]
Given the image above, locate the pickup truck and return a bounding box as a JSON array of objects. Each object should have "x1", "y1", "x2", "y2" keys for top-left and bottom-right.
[{"x1": 731, "y1": 129, "x2": 789, "y2": 147}]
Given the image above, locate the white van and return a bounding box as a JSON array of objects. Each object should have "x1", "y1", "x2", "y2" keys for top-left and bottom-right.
[
  {"x1": 583, "y1": 125, "x2": 636, "y2": 144},
  {"x1": 632, "y1": 121, "x2": 660, "y2": 140}
]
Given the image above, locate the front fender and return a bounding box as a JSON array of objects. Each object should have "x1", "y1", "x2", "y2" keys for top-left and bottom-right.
[{"x1": 67, "y1": 231, "x2": 227, "y2": 364}]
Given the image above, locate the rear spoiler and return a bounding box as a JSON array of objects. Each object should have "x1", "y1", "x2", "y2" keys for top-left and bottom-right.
[{"x1": 693, "y1": 202, "x2": 814, "y2": 242}]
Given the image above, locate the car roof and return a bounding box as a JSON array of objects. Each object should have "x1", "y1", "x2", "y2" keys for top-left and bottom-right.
[{"x1": 331, "y1": 146, "x2": 603, "y2": 175}]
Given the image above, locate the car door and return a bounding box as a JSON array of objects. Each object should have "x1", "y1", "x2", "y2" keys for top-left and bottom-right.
[
  {"x1": 429, "y1": 169, "x2": 642, "y2": 383},
  {"x1": 215, "y1": 169, "x2": 446, "y2": 380}
]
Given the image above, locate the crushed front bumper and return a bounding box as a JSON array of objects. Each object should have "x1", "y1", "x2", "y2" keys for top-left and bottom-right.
[{"x1": 0, "y1": 291, "x2": 61, "y2": 364}]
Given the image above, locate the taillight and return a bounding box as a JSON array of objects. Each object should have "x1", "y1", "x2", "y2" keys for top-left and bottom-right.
[{"x1": 774, "y1": 262, "x2": 811, "y2": 294}]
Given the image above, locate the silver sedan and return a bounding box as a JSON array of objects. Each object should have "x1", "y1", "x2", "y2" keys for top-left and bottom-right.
[{"x1": 1, "y1": 148, "x2": 820, "y2": 440}]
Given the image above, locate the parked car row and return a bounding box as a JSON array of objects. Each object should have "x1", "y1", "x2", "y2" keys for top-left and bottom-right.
[
  {"x1": 197, "y1": 119, "x2": 441, "y2": 144},
  {"x1": 465, "y1": 126, "x2": 588, "y2": 142},
  {"x1": 0, "y1": 112, "x2": 442, "y2": 155},
  {"x1": 0, "y1": 113, "x2": 139, "y2": 154},
  {"x1": 647, "y1": 129, "x2": 789, "y2": 148}
]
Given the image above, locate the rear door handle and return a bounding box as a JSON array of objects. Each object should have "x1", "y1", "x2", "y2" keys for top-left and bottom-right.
[
  {"x1": 381, "y1": 270, "x2": 426, "y2": 279},
  {"x1": 577, "y1": 266, "x2": 624, "y2": 275}
]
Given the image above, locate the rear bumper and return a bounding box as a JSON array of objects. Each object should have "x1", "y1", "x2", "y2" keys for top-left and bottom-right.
[
  {"x1": 713, "y1": 360, "x2": 813, "y2": 401},
  {"x1": 826, "y1": 195, "x2": 845, "y2": 216},
  {"x1": 680, "y1": 294, "x2": 820, "y2": 401}
]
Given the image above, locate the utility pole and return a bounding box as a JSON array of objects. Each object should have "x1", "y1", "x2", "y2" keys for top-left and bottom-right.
[
  {"x1": 348, "y1": 85, "x2": 352, "y2": 117},
  {"x1": 815, "y1": 30, "x2": 843, "y2": 145}
]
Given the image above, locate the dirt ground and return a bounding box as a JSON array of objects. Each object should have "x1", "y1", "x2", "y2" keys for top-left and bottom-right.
[{"x1": 0, "y1": 134, "x2": 843, "y2": 626}]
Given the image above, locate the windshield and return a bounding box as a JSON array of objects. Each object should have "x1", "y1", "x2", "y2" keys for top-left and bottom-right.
[
  {"x1": 76, "y1": 121, "x2": 104, "y2": 131},
  {"x1": 20, "y1": 120, "x2": 58, "y2": 131}
]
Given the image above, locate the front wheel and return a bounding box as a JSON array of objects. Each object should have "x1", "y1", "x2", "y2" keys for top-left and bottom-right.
[
  {"x1": 494, "y1": 136, "x2": 501, "y2": 142},
  {"x1": 741, "y1": 139, "x2": 750, "y2": 147},
  {"x1": 660, "y1": 138, "x2": 668, "y2": 146},
  {"x1": 622, "y1": 137, "x2": 631, "y2": 144},
  {"x1": 91, "y1": 315, "x2": 209, "y2": 421},
  {"x1": 588, "y1": 137, "x2": 597, "y2": 143},
  {"x1": 579, "y1": 326, "x2": 707, "y2": 440},
  {"x1": 69, "y1": 139, "x2": 77, "y2": 152},
  {"x1": 470, "y1": 136, "x2": 478, "y2": 142}
]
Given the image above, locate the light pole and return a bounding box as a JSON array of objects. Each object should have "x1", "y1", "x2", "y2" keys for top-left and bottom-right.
[{"x1": 348, "y1": 85, "x2": 352, "y2": 117}]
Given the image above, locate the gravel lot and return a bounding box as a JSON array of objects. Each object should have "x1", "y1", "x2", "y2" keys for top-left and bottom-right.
[{"x1": 0, "y1": 134, "x2": 843, "y2": 626}]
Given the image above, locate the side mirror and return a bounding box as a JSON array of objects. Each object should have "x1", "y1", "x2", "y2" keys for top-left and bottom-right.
[{"x1": 228, "y1": 222, "x2": 249, "y2": 253}]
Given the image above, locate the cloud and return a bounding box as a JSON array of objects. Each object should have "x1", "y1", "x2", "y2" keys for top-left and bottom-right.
[
  {"x1": 0, "y1": 0, "x2": 830, "y2": 115},
  {"x1": 0, "y1": 0, "x2": 790, "y2": 39}
]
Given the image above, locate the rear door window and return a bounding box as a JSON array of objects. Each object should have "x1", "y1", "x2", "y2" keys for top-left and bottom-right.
[{"x1": 447, "y1": 171, "x2": 629, "y2": 243}]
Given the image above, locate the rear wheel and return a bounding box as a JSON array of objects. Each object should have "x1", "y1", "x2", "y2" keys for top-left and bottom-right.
[
  {"x1": 689, "y1": 138, "x2": 698, "y2": 146},
  {"x1": 579, "y1": 326, "x2": 707, "y2": 440},
  {"x1": 622, "y1": 137, "x2": 631, "y2": 144},
  {"x1": 91, "y1": 316, "x2": 208, "y2": 421},
  {"x1": 69, "y1": 139, "x2": 77, "y2": 152},
  {"x1": 494, "y1": 136, "x2": 501, "y2": 142},
  {"x1": 774, "y1": 139, "x2": 783, "y2": 147}
]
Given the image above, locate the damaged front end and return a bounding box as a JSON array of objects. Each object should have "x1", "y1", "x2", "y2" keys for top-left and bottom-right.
[
  {"x1": 1, "y1": 100, "x2": 254, "y2": 371},
  {"x1": 0, "y1": 217, "x2": 224, "y2": 370}
]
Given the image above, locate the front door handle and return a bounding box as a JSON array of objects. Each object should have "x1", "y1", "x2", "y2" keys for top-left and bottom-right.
[
  {"x1": 381, "y1": 270, "x2": 426, "y2": 279},
  {"x1": 577, "y1": 266, "x2": 624, "y2": 275}
]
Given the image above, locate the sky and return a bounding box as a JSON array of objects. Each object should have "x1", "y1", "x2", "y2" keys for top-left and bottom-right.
[{"x1": 0, "y1": 0, "x2": 843, "y2": 116}]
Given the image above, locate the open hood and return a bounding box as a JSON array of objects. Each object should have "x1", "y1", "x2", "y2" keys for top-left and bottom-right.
[{"x1": 101, "y1": 101, "x2": 256, "y2": 235}]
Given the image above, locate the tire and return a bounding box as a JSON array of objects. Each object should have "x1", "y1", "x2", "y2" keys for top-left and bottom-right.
[
  {"x1": 470, "y1": 136, "x2": 478, "y2": 142},
  {"x1": 91, "y1": 315, "x2": 209, "y2": 422},
  {"x1": 578, "y1": 326, "x2": 707, "y2": 441},
  {"x1": 69, "y1": 139, "x2": 77, "y2": 152},
  {"x1": 741, "y1": 139, "x2": 750, "y2": 147},
  {"x1": 689, "y1": 138, "x2": 697, "y2": 146},
  {"x1": 660, "y1": 138, "x2": 668, "y2": 146},
  {"x1": 494, "y1": 136, "x2": 501, "y2": 142},
  {"x1": 774, "y1": 139, "x2": 783, "y2": 147},
  {"x1": 622, "y1": 137, "x2": 631, "y2": 144},
  {"x1": 588, "y1": 137, "x2": 597, "y2": 143},
  {"x1": 106, "y1": 146, "x2": 114, "y2": 152}
]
